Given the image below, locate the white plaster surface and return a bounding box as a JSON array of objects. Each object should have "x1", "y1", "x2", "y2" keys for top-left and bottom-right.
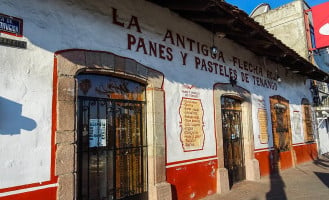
[
  {"x1": 0, "y1": 0, "x2": 314, "y2": 188},
  {"x1": 165, "y1": 83, "x2": 216, "y2": 163},
  {"x1": 290, "y1": 105, "x2": 304, "y2": 144},
  {"x1": 318, "y1": 118, "x2": 329, "y2": 154},
  {"x1": 252, "y1": 94, "x2": 273, "y2": 150}
]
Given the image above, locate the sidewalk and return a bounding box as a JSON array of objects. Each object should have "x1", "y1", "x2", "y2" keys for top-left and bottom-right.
[{"x1": 202, "y1": 156, "x2": 329, "y2": 200}]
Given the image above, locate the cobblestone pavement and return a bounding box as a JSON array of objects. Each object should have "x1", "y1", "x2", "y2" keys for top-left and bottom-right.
[{"x1": 202, "y1": 156, "x2": 329, "y2": 200}]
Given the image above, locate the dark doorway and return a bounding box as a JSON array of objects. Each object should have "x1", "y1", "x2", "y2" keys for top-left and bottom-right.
[{"x1": 221, "y1": 96, "x2": 245, "y2": 187}]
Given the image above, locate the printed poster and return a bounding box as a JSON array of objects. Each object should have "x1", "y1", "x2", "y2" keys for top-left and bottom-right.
[{"x1": 89, "y1": 119, "x2": 107, "y2": 147}]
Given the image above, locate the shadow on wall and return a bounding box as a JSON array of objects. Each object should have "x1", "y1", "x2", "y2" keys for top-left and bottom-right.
[
  {"x1": 0, "y1": 97, "x2": 37, "y2": 135},
  {"x1": 266, "y1": 151, "x2": 287, "y2": 200}
]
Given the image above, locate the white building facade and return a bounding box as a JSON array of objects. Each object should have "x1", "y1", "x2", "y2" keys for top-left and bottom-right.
[{"x1": 0, "y1": 0, "x2": 326, "y2": 199}]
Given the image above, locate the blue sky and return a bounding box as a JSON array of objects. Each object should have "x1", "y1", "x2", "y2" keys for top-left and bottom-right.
[{"x1": 226, "y1": 0, "x2": 328, "y2": 14}]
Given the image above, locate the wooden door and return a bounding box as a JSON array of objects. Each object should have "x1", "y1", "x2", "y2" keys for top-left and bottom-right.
[
  {"x1": 221, "y1": 97, "x2": 245, "y2": 187},
  {"x1": 270, "y1": 96, "x2": 293, "y2": 171}
]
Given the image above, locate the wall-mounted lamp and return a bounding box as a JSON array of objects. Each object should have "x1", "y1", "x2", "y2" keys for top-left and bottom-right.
[
  {"x1": 209, "y1": 23, "x2": 225, "y2": 56},
  {"x1": 276, "y1": 65, "x2": 282, "y2": 83},
  {"x1": 210, "y1": 28, "x2": 218, "y2": 56},
  {"x1": 210, "y1": 45, "x2": 218, "y2": 55},
  {"x1": 210, "y1": 32, "x2": 225, "y2": 56}
]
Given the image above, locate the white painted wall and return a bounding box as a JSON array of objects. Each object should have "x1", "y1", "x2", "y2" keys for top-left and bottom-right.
[
  {"x1": 290, "y1": 104, "x2": 304, "y2": 144},
  {"x1": 0, "y1": 0, "x2": 313, "y2": 188},
  {"x1": 318, "y1": 118, "x2": 329, "y2": 154}
]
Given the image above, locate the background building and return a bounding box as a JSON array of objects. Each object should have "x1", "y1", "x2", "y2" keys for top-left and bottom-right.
[{"x1": 252, "y1": 0, "x2": 329, "y2": 159}]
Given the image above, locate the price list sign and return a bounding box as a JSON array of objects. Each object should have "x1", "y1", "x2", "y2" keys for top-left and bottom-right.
[{"x1": 179, "y1": 98, "x2": 205, "y2": 151}]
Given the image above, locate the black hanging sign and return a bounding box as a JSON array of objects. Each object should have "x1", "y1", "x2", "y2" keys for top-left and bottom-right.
[
  {"x1": 0, "y1": 13, "x2": 23, "y2": 37},
  {"x1": 0, "y1": 37, "x2": 26, "y2": 49}
]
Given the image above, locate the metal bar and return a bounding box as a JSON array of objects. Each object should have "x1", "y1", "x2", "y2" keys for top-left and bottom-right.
[
  {"x1": 96, "y1": 100, "x2": 100, "y2": 199},
  {"x1": 105, "y1": 101, "x2": 109, "y2": 199},
  {"x1": 87, "y1": 100, "x2": 91, "y2": 199},
  {"x1": 78, "y1": 96, "x2": 147, "y2": 200},
  {"x1": 113, "y1": 102, "x2": 117, "y2": 200}
]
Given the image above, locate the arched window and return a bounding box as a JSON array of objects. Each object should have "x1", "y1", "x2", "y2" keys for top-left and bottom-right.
[
  {"x1": 77, "y1": 74, "x2": 147, "y2": 200},
  {"x1": 55, "y1": 50, "x2": 169, "y2": 200}
]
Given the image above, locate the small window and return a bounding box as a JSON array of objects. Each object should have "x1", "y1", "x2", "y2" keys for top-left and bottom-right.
[
  {"x1": 269, "y1": 96, "x2": 292, "y2": 152},
  {"x1": 302, "y1": 99, "x2": 314, "y2": 142}
]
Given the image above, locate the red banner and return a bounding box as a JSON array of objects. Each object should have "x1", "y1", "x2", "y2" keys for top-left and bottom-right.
[{"x1": 312, "y1": 2, "x2": 329, "y2": 49}]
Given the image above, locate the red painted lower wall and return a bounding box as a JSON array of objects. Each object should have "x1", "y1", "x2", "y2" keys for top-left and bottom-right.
[
  {"x1": 293, "y1": 143, "x2": 317, "y2": 164},
  {"x1": 255, "y1": 149, "x2": 293, "y2": 175},
  {"x1": 279, "y1": 150, "x2": 293, "y2": 170},
  {"x1": 255, "y1": 143, "x2": 318, "y2": 176},
  {"x1": 0, "y1": 187, "x2": 57, "y2": 200},
  {"x1": 167, "y1": 159, "x2": 217, "y2": 200},
  {"x1": 255, "y1": 150, "x2": 272, "y2": 176}
]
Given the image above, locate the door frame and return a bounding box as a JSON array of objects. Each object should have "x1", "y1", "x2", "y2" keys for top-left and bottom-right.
[
  {"x1": 213, "y1": 83, "x2": 260, "y2": 193},
  {"x1": 53, "y1": 49, "x2": 171, "y2": 200}
]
